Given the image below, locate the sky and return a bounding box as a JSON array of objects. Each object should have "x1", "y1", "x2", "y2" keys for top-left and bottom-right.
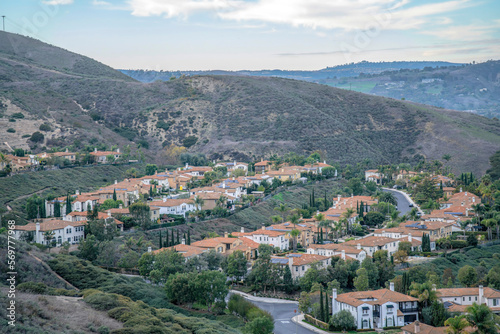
[{"x1": 2, "y1": 0, "x2": 500, "y2": 70}]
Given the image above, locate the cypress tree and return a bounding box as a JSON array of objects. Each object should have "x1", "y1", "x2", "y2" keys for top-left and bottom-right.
[
  {"x1": 171, "y1": 229, "x2": 174, "y2": 246},
  {"x1": 187, "y1": 230, "x2": 191, "y2": 245},
  {"x1": 176, "y1": 230, "x2": 180, "y2": 245},
  {"x1": 319, "y1": 287, "x2": 325, "y2": 322},
  {"x1": 149, "y1": 186, "x2": 153, "y2": 197},
  {"x1": 166, "y1": 230, "x2": 169, "y2": 247},
  {"x1": 66, "y1": 194, "x2": 72, "y2": 215},
  {"x1": 159, "y1": 230, "x2": 163, "y2": 249},
  {"x1": 54, "y1": 200, "x2": 61, "y2": 217},
  {"x1": 113, "y1": 188, "x2": 117, "y2": 201},
  {"x1": 312, "y1": 189, "x2": 315, "y2": 208},
  {"x1": 325, "y1": 289, "x2": 330, "y2": 322}
]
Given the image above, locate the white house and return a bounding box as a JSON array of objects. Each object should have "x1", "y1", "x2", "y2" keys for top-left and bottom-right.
[
  {"x1": 13, "y1": 219, "x2": 86, "y2": 246},
  {"x1": 436, "y1": 286, "x2": 500, "y2": 314},
  {"x1": 214, "y1": 161, "x2": 248, "y2": 175},
  {"x1": 344, "y1": 236, "x2": 400, "y2": 258},
  {"x1": 365, "y1": 169, "x2": 383, "y2": 184},
  {"x1": 332, "y1": 283, "x2": 419, "y2": 330},
  {"x1": 271, "y1": 253, "x2": 331, "y2": 279},
  {"x1": 149, "y1": 198, "x2": 196, "y2": 217},
  {"x1": 307, "y1": 243, "x2": 367, "y2": 262},
  {"x1": 243, "y1": 227, "x2": 289, "y2": 250},
  {"x1": 90, "y1": 148, "x2": 122, "y2": 163}
]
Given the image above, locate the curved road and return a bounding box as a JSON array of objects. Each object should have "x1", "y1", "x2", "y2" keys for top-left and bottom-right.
[
  {"x1": 229, "y1": 291, "x2": 316, "y2": 334},
  {"x1": 381, "y1": 188, "x2": 422, "y2": 216}
]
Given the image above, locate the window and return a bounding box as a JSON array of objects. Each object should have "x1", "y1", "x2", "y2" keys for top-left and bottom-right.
[
  {"x1": 493, "y1": 299, "x2": 498, "y2": 306},
  {"x1": 463, "y1": 297, "x2": 465, "y2": 301},
  {"x1": 295, "y1": 267, "x2": 298, "y2": 272},
  {"x1": 302, "y1": 266, "x2": 305, "y2": 271},
  {"x1": 469, "y1": 297, "x2": 472, "y2": 301}
]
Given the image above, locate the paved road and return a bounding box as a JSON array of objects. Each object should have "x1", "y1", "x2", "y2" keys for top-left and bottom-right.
[
  {"x1": 228, "y1": 292, "x2": 316, "y2": 334},
  {"x1": 382, "y1": 188, "x2": 413, "y2": 216}
]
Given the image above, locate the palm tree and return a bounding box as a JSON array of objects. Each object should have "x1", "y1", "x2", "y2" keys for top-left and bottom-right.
[
  {"x1": 270, "y1": 215, "x2": 282, "y2": 225},
  {"x1": 193, "y1": 195, "x2": 205, "y2": 211},
  {"x1": 465, "y1": 303, "x2": 498, "y2": 334},
  {"x1": 216, "y1": 195, "x2": 227, "y2": 208},
  {"x1": 330, "y1": 221, "x2": 342, "y2": 240},
  {"x1": 472, "y1": 204, "x2": 484, "y2": 225},
  {"x1": 444, "y1": 315, "x2": 470, "y2": 334},
  {"x1": 288, "y1": 229, "x2": 301, "y2": 251},
  {"x1": 482, "y1": 218, "x2": 495, "y2": 241},
  {"x1": 314, "y1": 213, "x2": 325, "y2": 243},
  {"x1": 342, "y1": 208, "x2": 355, "y2": 236},
  {"x1": 409, "y1": 282, "x2": 438, "y2": 308},
  {"x1": 274, "y1": 203, "x2": 290, "y2": 222}
]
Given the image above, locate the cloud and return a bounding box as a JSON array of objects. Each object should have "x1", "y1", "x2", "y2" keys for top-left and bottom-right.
[
  {"x1": 42, "y1": 0, "x2": 73, "y2": 4},
  {"x1": 421, "y1": 22, "x2": 500, "y2": 41},
  {"x1": 93, "y1": 0, "x2": 111, "y2": 5},
  {"x1": 125, "y1": 0, "x2": 473, "y2": 31}
]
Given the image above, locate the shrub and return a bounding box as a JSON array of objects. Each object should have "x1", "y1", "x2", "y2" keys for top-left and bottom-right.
[
  {"x1": 84, "y1": 292, "x2": 129, "y2": 311},
  {"x1": 17, "y1": 282, "x2": 48, "y2": 294},
  {"x1": 11, "y1": 112, "x2": 24, "y2": 119},
  {"x1": 97, "y1": 326, "x2": 110, "y2": 334},
  {"x1": 30, "y1": 131, "x2": 45, "y2": 142},
  {"x1": 182, "y1": 136, "x2": 198, "y2": 148},
  {"x1": 243, "y1": 316, "x2": 274, "y2": 334},
  {"x1": 39, "y1": 123, "x2": 52, "y2": 131},
  {"x1": 329, "y1": 310, "x2": 357, "y2": 331},
  {"x1": 6, "y1": 128, "x2": 15, "y2": 133}
]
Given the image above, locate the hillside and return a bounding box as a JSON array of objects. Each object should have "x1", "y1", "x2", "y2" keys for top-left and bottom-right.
[
  {"x1": 0, "y1": 31, "x2": 499, "y2": 174},
  {"x1": 321, "y1": 61, "x2": 500, "y2": 118},
  {"x1": 120, "y1": 61, "x2": 463, "y2": 83}
]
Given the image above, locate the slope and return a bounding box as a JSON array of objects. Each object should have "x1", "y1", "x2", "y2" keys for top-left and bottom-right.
[{"x1": 0, "y1": 31, "x2": 498, "y2": 174}]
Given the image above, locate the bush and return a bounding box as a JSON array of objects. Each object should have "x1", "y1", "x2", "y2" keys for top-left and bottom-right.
[
  {"x1": 450, "y1": 240, "x2": 467, "y2": 249},
  {"x1": 329, "y1": 310, "x2": 357, "y2": 331},
  {"x1": 182, "y1": 136, "x2": 198, "y2": 148},
  {"x1": 30, "y1": 131, "x2": 45, "y2": 142},
  {"x1": 17, "y1": 282, "x2": 48, "y2": 294},
  {"x1": 11, "y1": 112, "x2": 24, "y2": 119},
  {"x1": 212, "y1": 301, "x2": 227, "y2": 315},
  {"x1": 97, "y1": 326, "x2": 110, "y2": 334},
  {"x1": 84, "y1": 292, "x2": 129, "y2": 311},
  {"x1": 39, "y1": 124, "x2": 52, "y2": 132},
  {"x1": 6, "y1": 128, "x2": 15, "y2": 133},
  {"x1": 243, "y1": 316, "x2": 274, "y2": 334}
]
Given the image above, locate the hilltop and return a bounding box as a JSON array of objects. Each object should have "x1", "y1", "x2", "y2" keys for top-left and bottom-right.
[{"x1": 0, "y1": 31, "x2": 499, "y2": 174}]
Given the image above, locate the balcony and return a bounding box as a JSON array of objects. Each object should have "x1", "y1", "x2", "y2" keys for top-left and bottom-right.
[{"x1": 400, "y1": 307, "x2": 418, "y2": 313}]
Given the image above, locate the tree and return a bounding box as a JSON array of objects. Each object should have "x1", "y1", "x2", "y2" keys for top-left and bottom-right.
[
  {"x1": 165, "y1": 272, "x2": 197, "y2": 305},
  {"x1": 54, "y1": 200, "x2": 61, "y2": 218},
  {"x1": 465, "y1": 303, "x2": 498, "y2": 334},
  {"x1": 361, "y1": 258, "x2": 379, "y2": 289},
  {"x1": 244, "y1": 316, "x2": 274, "y2": 334},
  {"x1": 30, "y1": 131, "x2": 44, "y2": 143},
  {"x1": 65, "y1": 195, "x2": 72, "y2": 215},
  {"x1": 145, "y1": 164, "x2": 158, "y2": 176},
  {"x1": 314, "y1": 212, "x2": 326, "y2": 242},
  {"x1": 148, "y1": 249, "x2": 185, "y2": 283},
  {"x1": 373, "y1": 250, "x2": 394, "y2": 287},
  {"x1": 194, "y1": 270, "x2": 228, "y2": 312},
  {"x1": 442, "y1": 268, "x2": 455, "y2": 287},
  {"x1": 458, "y1": 265, "x2": 478, "y2": 287},
  {"x1": 283, "y1": 265, "x2": 294, "y2": 293},
  {"x1": 378, "y1": 192, "x2": 397, "y2": 206},
  {"x1": 87, "y1": 219, "x2": 118, "y2": 241},
  {"x1": 225, "y1": 250, "x2": 248, "y2": 282},
  {"x1": 129, "y1": 202, "x2": 151, "y2": 230},
  {"x1": 445, "y1": 315, "x2": 470, "y2": 334},
  {"x1": 422, "y1": 233, "x2": 431, "y2": 252},
  {"x1": 274, "y1": 203, "x2": 290, "y2": 222},
  {"x1": 288, "y1": 229, "x2": 301, "y2": 251},
  {"x1": 394, "y1": 250, "x2": 409, "y2": 268},
  {"x1": 354, "y1": 267, "x2": 369, "y2": 291},
  {"x1": 486, "y1": 266, "x2": 500, "y2": 289},
  {"x1": 363, "y1": 211, "x2": 385, "y2": 227},
  {"x1": 187, "y1": 230, "x2": 191, "y2": 245},
  {"x1": 467, "y1": 233, "x2": 478, "y2": 247},
  {"x1": 78, "y1": 235, "x2": 99, "y2": 261},
  {"x1": 112, "y1": 189, "x2": 117, "y2": 201},
  {"x1": 410, "y1": 281, "x2": 438, "y2": 308},
  {"x1": 329, "y1": 310, "x2": 356, "y2": 332},
  {"x1": 43, "y1": 230, "x2": 55, "y2": 251}
]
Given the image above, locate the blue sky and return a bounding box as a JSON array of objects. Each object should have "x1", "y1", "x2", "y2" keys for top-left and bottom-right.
[{"x1": 2, "y1": 0, "x2": 500, "y2": 70}]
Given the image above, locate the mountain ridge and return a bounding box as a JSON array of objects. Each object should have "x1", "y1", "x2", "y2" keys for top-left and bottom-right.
[{"x1": 0, "y1": 31, "x2": 498, "y2": 174}]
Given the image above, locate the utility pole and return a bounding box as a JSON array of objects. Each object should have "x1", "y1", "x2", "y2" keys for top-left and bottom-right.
[{"x1": 2, "y1": 16, "x2": 5, "y2": 31}]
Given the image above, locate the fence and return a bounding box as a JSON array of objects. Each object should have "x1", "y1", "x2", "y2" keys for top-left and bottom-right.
[{"x1": 304, "y1": 314, "x2": 329, "y2": 330}]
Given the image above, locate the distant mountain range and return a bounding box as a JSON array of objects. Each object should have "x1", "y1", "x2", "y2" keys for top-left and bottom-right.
[
  {"x1": 120, "y1": 60, "x2": 463, "y2": 83},
  {"x1": 121, "y1": 60, "x2": 500, "y2": 118},
  {"x1": 1, "y1": 31, "x2": 499, "y2": 174}
]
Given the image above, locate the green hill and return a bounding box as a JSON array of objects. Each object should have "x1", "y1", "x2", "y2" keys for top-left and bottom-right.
[{"x1": 0, "y1": 31, "x2": 499, "y2": 174}]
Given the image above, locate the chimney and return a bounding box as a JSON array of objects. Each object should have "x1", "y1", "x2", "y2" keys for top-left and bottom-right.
[
  {"x1": 119, "y1": 204, "x2": 123, "y2": 209},
  {"x1": 460, "y1": 187, "x2": 463, "y2": 192},
  {"x1": 148, "y1": 247, "x2": 152, "y2": 253},
  {"x1": 107, "y1": 210, "x2": 111, "y2": 217},
  {"x1": 75, "y1": 190, "x2": 80, "y2": 195},
  {"x1": 224, "y1": 232, "x2": 228, "y2": 238},
  {"x1": 341, "y1": 249, "x2": 345, "y2": 260},
  {"x1": 390, "y1": 282, "x2": 395, "y2": 291},
  {"x1": 94, "y1": 147, "x2": 97, "y2": 152},
  {"x1": 432, "y1": 284, "x2": 437, "y2": 291},
  {"x1": 241, "y1": 227, "x2": 245, "y2": 233},
  {"x1": 332, "y1": 288, "x2": 338, "y2": 314},
  {"x1": 261, "y1": 158, "x2": 263, "y2": 162},
  {"x1": 181, "y1": 238, "x2": 186, "y2": 245},
  {"x1": 262, "y1": 226, "x2": 266, "y2": 230},
  {"x1": 465, "y1": 191, "x2": 468, "y2": 196},
  {"x1": 479, "y1": 285, "x2": 484, "y2": 304},
  {"x1": 351, "y1": 193, "x2": 353, "y2": 198},
  {"x1": 472, "y1": 197, "x2": 475, "y2": 203},
  {"x1": 36, "y1": 222, "x2": 40, "y2": 243},
  {"x1": 357, "y1": 243, "x2": 361, "y2": 250},
  {"x1": 234, "y1": 160, "x2": 236, "y2": 165},
  {"x1": 415, "y1": 321, "x2": 421, "y2": 333},
  {"x1": 163, "y1": 196, "x2": 166, "y2": 202},
  {"x1": 185, "y1": 163, "x2": 188, "y2": 169},
  {"x1": 408, "y1": 233, "x2": 412, "y2": 242},
  {"x1": 65, "y1": 148, "x2": 69, "y2": 153},
  {"x1": 117, "y1": 148, "x2": 120, "y2": 153},
  {"x1": 115, "y1": 180, "x2": 118, "y2": 185}
]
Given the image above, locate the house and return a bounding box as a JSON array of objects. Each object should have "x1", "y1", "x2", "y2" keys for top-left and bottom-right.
[
  {"x1": 215, "y1": 161, "x2": 248, "y2": 175},
  {"x1": 152, "y1": 242, "x2": 208, "y2": 259},
  {"x1": 344, "y1": 236, "x2": 400, "y2": 257},
  {"x1": 307, "y1": 243, "x2": 367, "y2": 262},
  {"x1": 38, "y1": 148, "x2": 77, "y2": 163},
  {"x1": 442, "y1": 187, "x2": 455, "y2": 198},
  {"x1": 373, "y1": 227, "x2": 432, "y2": 251},
  {"x1": 64, "y1": 211, "x2": 124, "y2": 231},
  {"x1": 401, "y1": 321, "x2": 446, "y2": 334},
  {"x1": 266, "y1": 167, "x2": 301, "y2": 182},
  {"x1": 106, "y1": 204, "x2": 160, "y2": 222},
  {"x1": 190, "y1": 235, "x2": 243, "y2": 254},
  {"x1": 332, "y1": 195, "x2": 378, "y2": 212},
  {"x1": 90, "y1": 148, "x2": 122, "y2": 163},
  {"x1": 267, "y1": 222, "x2": 316, "y2": 247},
  {"x1": 331, "y1": 282, "x2": 419, "y2": 329},
  {"x1": 13, "y1": 219, "x2": 86, "y2": 246},
  {"x1": 254, "y1": 160, "x2": 272, "y2": 173},
  {"x1": 148, "y1": 198, "x2": 195, "y2": 217},
  {"x1": 365, "y1": 169, "x2": 383, "y2": 184},
  {"x1": 437, "y1": 286, "x2": 500, "y2": 314},
  {"x1": 400, "y1": 221, "x2": 453, "y2": 240},
  {"x1": 241, "y1": 227, "x2": 289, "y2": 250},
  {"x1": 271, "y1": 253, "x2": 331, "y2": 279},
  {"x1": 300, "y1": 161, "x2": 332, "y2": 175}
]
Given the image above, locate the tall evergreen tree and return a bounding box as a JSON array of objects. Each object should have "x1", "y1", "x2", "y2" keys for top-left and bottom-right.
[
  {"x1": 320, "y1": 287, "x2": 325, "y2": 322},
  {"x1": 159, "y1": 230, "x2": 163, "y2": 249},
  {"x1": 176, "y1": 229, "x2": 180, "y2": 245},
  {"x1": 325, "y1": 289, "x2": 330, "y2": 323},
  {"x1": 166, "y1": 229, "x2": 169, "y2": 247},
  {"x1": 187, "y1": 230, "x2": 191, "y2": 245},
  {"x1": 113, "y1": 189, "x2": 117, "y2": 201},
  {"x1": 149, "y1": 186, "x2": 153, "y2": 198},
  {"x1": 66, "y1": 194, "x2": 72, "y2": 215},
  {"x1": 171, "y1": 229, "x2": 174, "y2": 246},
  {"x1": 54, "y1": 200, "x2": 61, "y2": 218}
]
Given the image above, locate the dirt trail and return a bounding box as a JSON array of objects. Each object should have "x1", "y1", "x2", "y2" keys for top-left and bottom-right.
[{"x1": 28, "y1": 251, "x2": 80, "y2": 291}]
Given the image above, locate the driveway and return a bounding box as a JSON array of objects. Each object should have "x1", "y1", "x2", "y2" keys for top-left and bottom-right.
[{"x1": 229, "y1": 291, "x2": 317, "y2": 334}]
